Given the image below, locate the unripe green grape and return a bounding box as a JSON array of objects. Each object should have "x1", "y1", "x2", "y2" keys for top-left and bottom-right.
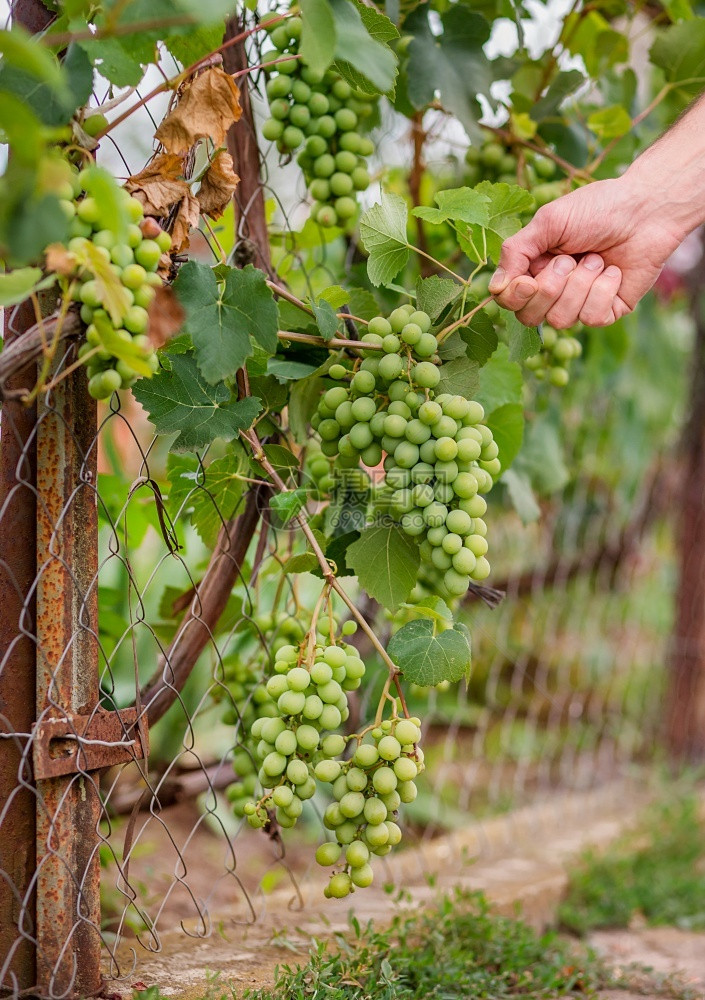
[
  {"x1": 410, "y1": 461, "x2": 435, "y2": 484},
  {"x1": 394, "y1": 441, "x2": 421, "y2": 469},
  {"x1": 414, "y1": 332, "x2": 438, "y2": 358},
  {"x1": 405, "y1": 419, "x2": 431, "y2": 445},
  {"x1": 338, "y1": 791, "x2": 364, "y2": 818},
  {"x1": 353, "y1": 743, "x2": 379, "y2": 768},
  {"x1": 121, "y1": 263, "x2": 146, "y2": 290},
  {"x1": 365, "y1": 823, "x2": 390, "y2": 846},
  {"x1": 412, "y1": 362, "x2": 440, "y2": 389},
  {"x1": 401, "y1": 512, "x2": 425, "y2": 537},
  {"x1": 361, "y1": 442, "x2": 382, "y2": 467},
  {"x1": 335, "y1": 197, "x2": 357, "y2": 221},
  {"x1": 297, "y1": 724, "x2": 320, "y2": 751},
  {"x1": 465, "y1": 534, "x2": 488, "y2": 557},
  {"x1": 393, "y1": 756, "x2": 418, "y2": 782},
  {"x1": 313, "y1": 153, "x2": 336, "y2": 178},
  {"x1": 453, "y1": 473, "x2": 479, "y2": 499},
  {"x1": 349, "y1": 421, "x2": 373, "y2": 450},
  {"x1": 263, "y1": 751, "x2": 287, "y2": 776},
  {"x1": 395, "y1": 720, "x2": 420, "y2": 745},
  {"x1": 443, "y1": 569, "x2": 470, "y2": 596},
  {"x1": 316, "y1": 114, "x2": 337, "y2": 138},
  {"x1": 262, "y1": 717, "x2": 286, "y2": 743},
  {"x1": 388, "y1": 308, "x2": 408, "y2": 333},
  {"x1": 274, "y1": 729, "x2": 298, "y2": 756},
  {"x1": 401, "y1": 322, "x2": 422, "y2": 345},
  {"x1": 472, "y1": 555, "x2": 491, "y2": 580},
  {"x1": 351, "y1": 166, "x2": 370, "y2": 190},
  {"x1": 411, "y1": 483, "x2": 434, "y2": 508},
  {"x1": 457, "y1": 438, "x2": 481, "y2": 462},
  {"x1": 445, "y1": 509, "x2": 473, "y2": 536},
  {"x1": 350, "y1": 395, "x2": 376, "y2": 422},
  {"x1": 434, "y1": 460, "x2": 458, "y2": 485},
  {"x1": 320, "y1": 704, "x2": 342, "y2": 729},
  {"x1": 441, "y1": 533, "x2": 463, "y2": 556},
  {"x1": 315, "y1": 759, "x2": 341, "y2": 782},
  {"x1": 482, "y1": 457, "x2": 501, "y2": 476},
  {"x1": 278, "y1": 690, "x2": 306, "y2": 716},
  {"x1": 367, "y1": 314, "x2": 392, "y2": 337},
  {"x1": 378, "y1": 735, "x2": 401, "y2": 761},
  {"x1": 452, "y1": 547, "x2": 477, "y2": 575},
  {"x1": 377, "y1": 353, "x2": 404, "y2": 381},
  {"x1": 334, "y1": 401, "x2": 354, "y2": 429},
  {"x1": 423, "y1": 501, "x2": 447, "y2": 528},
  {"x1": 303, "y1": 693, "x2": 324, "y2": 720},
  {"x1": 431, "y1": 547, "x2": 452, "y2": 570}
]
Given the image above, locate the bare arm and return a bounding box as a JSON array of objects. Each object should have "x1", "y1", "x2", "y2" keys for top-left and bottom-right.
[{"x1": 488, "y1": 94, "x2": 705, "y2": 327}]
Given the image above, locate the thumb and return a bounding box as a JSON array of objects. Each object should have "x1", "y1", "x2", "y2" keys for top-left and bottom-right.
[{"x1": 488, "y1": 215, "x2": 554, "y2": 294}]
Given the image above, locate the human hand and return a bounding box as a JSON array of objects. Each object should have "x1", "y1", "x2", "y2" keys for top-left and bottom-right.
[{"x1": 488, "y1": 175, "x2": 685, "y2": 328}]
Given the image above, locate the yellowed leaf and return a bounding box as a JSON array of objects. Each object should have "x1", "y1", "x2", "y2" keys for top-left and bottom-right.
[
  {"x1": 155, "y1": 67, "x2": 242, "y2": 155},
  {"x1": 197, "y1": 151, "x2": 239, "y2": 219},
  {"x1": 147, "y1": 285, "x2": 185, "y2": 348},
  {"x1": 73, "y1": 240, "x2": 131, "y2": 325}
]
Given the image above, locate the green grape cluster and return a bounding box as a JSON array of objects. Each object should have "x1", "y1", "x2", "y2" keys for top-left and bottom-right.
[
  {"x1": 465, "y1": 137, "x2": 564, "y2": 207},
  {"x1": 262, "y1": 16, "x2": 375, "y2": 228},
  {"x1": 223, "y1": 613, "x2": 308, "y2": 819},
  {"x1": 55, "y1": 165, "x2": 168, "y2": 399},
  {"x1": 524, "y1": 324, "x2": 583, "y2": 387},
  {"x1": 316, "y1": 717, "x2": 423, "y2": 897},
  {"x1": 243, "y1": 634, "x2": 365, "y2": 831},
  {"x1": 310, "y1": 304, "x2": 498, "y2": 597}
]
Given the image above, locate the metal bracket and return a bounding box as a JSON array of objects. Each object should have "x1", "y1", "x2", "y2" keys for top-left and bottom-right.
[{"x1": 33, "y1": 708, "x2": 149, "y2": 780}]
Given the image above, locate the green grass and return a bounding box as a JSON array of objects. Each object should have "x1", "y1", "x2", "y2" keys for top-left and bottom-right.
[
  {"x1": 238, "y1": 889, "x2": 615, "y2": 1000},
  {"x1": 558, "y1": 791, "x2": 705, "y2": 935}
]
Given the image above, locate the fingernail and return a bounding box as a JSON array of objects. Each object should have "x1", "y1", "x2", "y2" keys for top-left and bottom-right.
[
  {"x1": 584, "y1": 254, "x2": 603, "y2": 271},
  {"x1": 554, "y1": 256, "x2": 576, "y2": 275},
  {"x1": 604, "y1": 265, "x2": 621, "y2": 279},
  {"x1": 516, "y1": 280, "x2": 535, "y2": 299},
  {"x1": 488, "y1": 268, "x2": 505, "y2": 292}
]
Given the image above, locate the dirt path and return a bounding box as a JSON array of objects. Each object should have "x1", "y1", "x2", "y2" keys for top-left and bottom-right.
[{"x1": 589, "y1": 927, "x2": 705, "y2": 999}]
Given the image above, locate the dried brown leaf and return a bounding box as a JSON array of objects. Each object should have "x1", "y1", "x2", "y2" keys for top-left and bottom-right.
[
  {"x1": 196, "y1": 151, "x2": 239, "y2": 219},
  {"x1": 147, "y1": 285, "x2": 185, "y2": 349},
  {"x1": 155, "y1": 67, "x2": 242, "y2": 155},
  {"x1": 171, "y1": 191, "x2": 201, "y2": 252},
  {"x1": 125, "y1": 154, "x2": 199, "y2": 252},
  {"x1": 125, "y1": 154, "x2": 189, "y2": 218}
]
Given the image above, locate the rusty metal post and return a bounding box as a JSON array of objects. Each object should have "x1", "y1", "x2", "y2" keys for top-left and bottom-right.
[
  {"x1": 0, "y1": 303, "x2": 38, "y2": 994},
  {"x1": 33, "y1": 345, "x2": 102, "y2": 998}
]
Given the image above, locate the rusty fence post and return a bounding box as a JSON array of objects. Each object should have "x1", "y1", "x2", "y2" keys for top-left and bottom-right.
[
  {"x1": 0, "y1": 304, "x2": 39, "y2": 995},
  {"x1": 33, "y1": 346, "x2": 103, "y2": 998}
]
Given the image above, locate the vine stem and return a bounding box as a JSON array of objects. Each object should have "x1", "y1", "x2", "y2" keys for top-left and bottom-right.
[
  {"x1": 240, "y1": 426, "x2": 409, "y2": 715},
  {"x1": 277, "y1": 330, "x2": 383, "y2": 351},
  {"x1": 267, "y1": 280, "x2": 368, "y2": 326},
  {"x1": 414, "y1": 247, "x2": 466, "y2": 284},
  {"x1": 435, "y1": 295, "x2": 494, "y2": 345}
]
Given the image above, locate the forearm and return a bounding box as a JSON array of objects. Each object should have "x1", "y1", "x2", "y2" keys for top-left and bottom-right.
[{"x1": 623, "y1": 93, "x2": 705, "y2": 240}]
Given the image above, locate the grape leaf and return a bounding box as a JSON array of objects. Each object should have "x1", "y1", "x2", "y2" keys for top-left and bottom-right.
[
  {"x1": 270, "y1": 488, "x2": 309, "y2": 525},
  {"x1": 502, "y1": 468, "x2": 540, "y2": 524},
  {"x1": 587, "y1": 105, "x2": 632, "y2": 140},
  {"x1": 472, "y1": 181, "x2": 535, "y2": 261},
  {"x1": 282, "y1": 551, "x2": 320, "y2": 575},
  {"x1": 404, "y1": 6, "x2": 492, "y2": 142},
  {"x1": 133, "y1": 353, "x2": 262, "y2": 451},
  {"x1": 268, "y1": 358, "x2": 318, "y2": 381},
  {"x1": 174, "y1": 262, "x2": 278, "y2": 385},
  {"x1": 289, "y1": 374, "x2": 328, "y2": 443},
  {"x1": 403, "y1": 595, "x2": 454, "y2": 625},
  {"x1": 486, "y1": 403, "x2": 524, "y2": 470},
  {"x1": 331, "y1": 0, "x2": 398, "y2": 95},
  {"x1": 359, "y1": 192, "x2": 410, "y2": 286},
  {"x1": 435, "y1": 356, "x2": 480, "y2": 398},
  {"x1": 506, "y1": 312, "x2": 541, "y2": 361},
  {"x1": 416, "y1": 275, "x2": 461, "y2": 320},
  {"x1": 514, "y1": 415, "x2": 569, "y2": 495},
  {"x1": 311, "y1": 296, "x2": 339, "y2": 340},
  {"x1": 460, "y1": 309, "x2": 498, "y2": 366},
  {"x1": 300, "y1": 0, "x2": 337, "y2": 74},
  {"x1": 347, "y1": 287, "x2": 380, "y2": 321},
  {"x1": 319, "y1": 285, "x2": 350, "y2": 310},
  {"x1": 0, "y1": 267, "x2": 53, "y2": 306},
  {"x1": 650, "y1": 19, "x2": 705, "y2": 94},
  {"x1": 475, "y1": 344, "x2": 523, "y2": 411},
  {"x1": 347, "y1": 522, "x2": 419, "y2": 610},
  {"x1": 387, "y1": 619, "x2": 471, "y2": 686},
  {"x1": 167, "y1": 448, "x2": 247, "y2": 547},
  {"x1": 413, "y1": 186, "x2": 489, "y2": 227}
]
